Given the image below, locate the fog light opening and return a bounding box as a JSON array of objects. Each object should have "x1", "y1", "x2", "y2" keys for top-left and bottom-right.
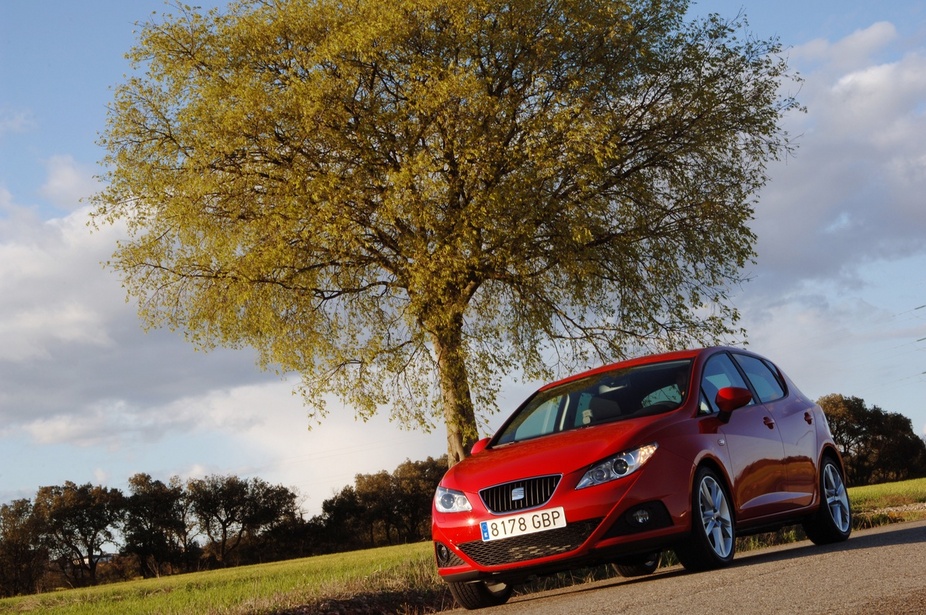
[{"x1": 631, "y1": 509, "x2": 651, "y2": 525}]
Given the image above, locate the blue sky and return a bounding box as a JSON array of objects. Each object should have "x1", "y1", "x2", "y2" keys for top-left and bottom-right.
[{"x1": 1, "y1": 0, "x2": 925, "y2": 515}]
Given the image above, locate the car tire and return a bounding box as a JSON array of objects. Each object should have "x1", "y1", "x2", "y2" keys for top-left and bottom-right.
[
  {"x1": 613, "y1": 551, "x2": 661, "y2": 577},
  {"x1": 447, "y1": 580, "x2": 513, "y2": 610},
  {"x1": 675, "y1": 466, "x2": 735, "y2": 571},
  {"x1": 803, "y1": 455, "x2": 852, "y2": 545}
]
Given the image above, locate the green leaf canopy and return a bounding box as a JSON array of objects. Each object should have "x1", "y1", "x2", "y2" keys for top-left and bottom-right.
[{"x1": 93, "y1": 0, "x2": 800, "y2": 462}]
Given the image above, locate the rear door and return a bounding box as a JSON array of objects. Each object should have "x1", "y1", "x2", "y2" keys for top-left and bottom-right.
[{"x1": 731, "y1": 353, "x2": 817, "y2": 507}]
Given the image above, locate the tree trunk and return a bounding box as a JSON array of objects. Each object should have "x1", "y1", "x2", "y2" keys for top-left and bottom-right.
[{"x1": 431, "y1": 321, "x2": 480, "y2": 466}]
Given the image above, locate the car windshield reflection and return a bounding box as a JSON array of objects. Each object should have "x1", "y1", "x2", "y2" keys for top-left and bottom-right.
[{"x1": 495, "y1": 359, "x2": 692, "y2": 445}]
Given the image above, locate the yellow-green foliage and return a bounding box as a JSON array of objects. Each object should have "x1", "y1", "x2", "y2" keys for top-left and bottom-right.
[{"x1": 92, "y1": 0, "x2": 801, "y2": 463}]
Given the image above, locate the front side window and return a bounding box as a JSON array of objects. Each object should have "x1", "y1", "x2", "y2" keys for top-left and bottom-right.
[
  {"x1": 700, "y1": 353, "x2": 751, "y2": 414},
  {"x1": 495, "y1": 359, "x2": 691, "y2": 445}
]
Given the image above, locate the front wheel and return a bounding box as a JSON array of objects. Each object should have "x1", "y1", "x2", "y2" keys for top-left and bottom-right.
[
  {"x1": 675, "y1": 466, "x2": 735, "y2": 572},
  {"x1": 447, "y1": 580, "x2": 512, "y2": 610},
  {"x1": 803, "y1": 455, "x2": 852, "y2": 544}
]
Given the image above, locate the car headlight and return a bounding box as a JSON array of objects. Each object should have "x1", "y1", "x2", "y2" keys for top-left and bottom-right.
[
  {"x1": 434, "y1": 486, "x2": 473, "y2": 513},
  {"x1": 576, "y1": 443, "x2": 658, "y2": 489}
]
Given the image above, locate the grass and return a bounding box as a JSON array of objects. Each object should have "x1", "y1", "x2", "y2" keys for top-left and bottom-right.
[
  {"x1": 847, "y1": 477, "x2": 926, "y2": 512},
  {"x1": 3, "y1": 477, "x2": 926, "y2": 615},
  {"x1": 846, "y1": 476, "x2": 926, "y2": 528},
  {"x1": 0, "y1": 544, "x2": 450, "y2": 615}
]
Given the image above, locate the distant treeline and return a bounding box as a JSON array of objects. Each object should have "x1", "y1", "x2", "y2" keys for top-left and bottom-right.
[{"x1": 0, "y1": 456, "x2": 446, "y2": 597}]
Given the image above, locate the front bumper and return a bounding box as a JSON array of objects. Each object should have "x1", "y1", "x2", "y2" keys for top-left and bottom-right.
[{"x1": 432, "y1": 457, "x2": 691, "y2": 582}]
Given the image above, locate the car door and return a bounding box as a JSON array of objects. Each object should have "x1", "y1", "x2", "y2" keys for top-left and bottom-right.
[
  {"x1": 732, "y1": 353, "x2": 817, "y2": 507},
  {"x1": 700, "y1": 352, "x2": 788, "y2": 521}
]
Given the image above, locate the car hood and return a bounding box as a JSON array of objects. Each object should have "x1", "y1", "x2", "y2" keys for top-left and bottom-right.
[{"x1": 445, "y1": 419, "x2": 654, "y2": 492}]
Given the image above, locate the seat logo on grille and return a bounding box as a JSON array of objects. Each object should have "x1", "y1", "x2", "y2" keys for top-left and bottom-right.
[{"x1": 511, "y1": 487, "x2": 525, "y2": 501}]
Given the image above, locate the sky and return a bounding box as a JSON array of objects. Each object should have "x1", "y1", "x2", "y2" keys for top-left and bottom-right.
[{"x1": 1, "y1": 0, "x2": 925, "y2": 517}]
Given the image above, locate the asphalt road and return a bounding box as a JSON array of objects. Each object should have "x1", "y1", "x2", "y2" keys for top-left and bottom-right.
[{"x1": 446, "y1": 520, "x2": 926, "y2": 615}]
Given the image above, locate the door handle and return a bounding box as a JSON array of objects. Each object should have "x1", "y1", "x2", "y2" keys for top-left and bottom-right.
[
  {"x1": 804, "y1": 412, "x2": 813, "y2": 425},
  {"x1": 763, "y1": 416, "x2": 775, "y2": 429}
]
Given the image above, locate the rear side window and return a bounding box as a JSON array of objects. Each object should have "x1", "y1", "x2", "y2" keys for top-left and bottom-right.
[{"x1": 732, "y1": 354, "x2": 786, "y2": 403}]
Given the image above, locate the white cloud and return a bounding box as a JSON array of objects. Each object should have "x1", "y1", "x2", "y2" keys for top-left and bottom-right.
[
  {"x1": 829, "y1": 55, "x2": 926, "y2": 142},
  {"x1": 0, "y1": 207, "x2": 122, "y2": 364},
  {"x1": 16, "y1": 378, "x2": 446, "y2": 515},
  {"x1": 0, "y1": 108, "x2": 35, "y2": 138},
  {"x1": 0, "y1": 203, "x2": 271, "y2": 432},
  {"x1": 0, "y1": 304, "x2": 112, "y2": 362},
  {"x1": 0, "y1": 186, "x2": 42, "y2": 231},
  {"x1": 203, "y1": 382, "x2": 447, "y2": 514},
  {"x1": 38, "y1": 155, "x2": 100, "y2": 210},
  {"x1": 155, "y1": 382, "x2": 446, "y2": 510},
  {"x1": 794, "y1": 22, "x2": 898, "y2": 72},
  {"x1": 93, "y1": 468, "x2": 110, "y2": 485},
  {"x1": 0, "y1": 197, "x2": 449, "y2": 502},
  {"x1": 22, "y1": 399, "x2": 172, "y2": 448},
  {"x1": 749, "y1": 24, "x2": 926, "y2": 292}
]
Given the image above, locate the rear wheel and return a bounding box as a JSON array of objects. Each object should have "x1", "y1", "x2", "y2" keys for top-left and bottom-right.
[
  {"x1": 613, "y1": 551, "x2": 661, "y2": 577},
  {"x1": 447, "y1": 580, "x2": 512, "y2": 610},
  {"x1": 675, "y1": 466, "x2": 735, "y2": 571},
  {"x1": 803, "y1": 455, "x2": 851, "y2": 544}
]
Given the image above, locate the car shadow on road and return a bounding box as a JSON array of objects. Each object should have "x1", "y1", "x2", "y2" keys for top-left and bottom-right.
[
  {"x1": 730, "y1": 520, "x2": 926, "y2": 567},
  {"x1": 504, "y1": 521, "x2": 926, "y2": 608}
]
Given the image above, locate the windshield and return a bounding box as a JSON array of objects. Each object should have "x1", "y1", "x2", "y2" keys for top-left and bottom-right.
[{"x1": 495, "y1": 359, "x2": 691, "y2": 445}]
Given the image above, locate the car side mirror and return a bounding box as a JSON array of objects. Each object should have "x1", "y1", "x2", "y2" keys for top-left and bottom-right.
[
  {"x1": 470, "y1": 437, "x2": 491, "y2": 455},
  {"x1": 715, "y1": 386, "x2": 753, "y2": 420}
]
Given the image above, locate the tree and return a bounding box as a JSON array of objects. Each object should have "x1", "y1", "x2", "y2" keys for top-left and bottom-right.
[
  {"x1": 818, "y1": 394, "x2": 870, "y2": 481},
  {"x1": 93, "y1": 0, "x2": 800, "y2": 464},
  {"x1": 0, "y1": 499, "x2": 46, "y2": 597},
  {"x1": 317, "y1": 486, "x2": 366, "y2": 553},
  {"x1": 317, "y1": 455, "x2": 449, "y2": 549},
  {"x1": 165, "y1": 475, "x2": 203, "y2": 572},
  {"x1": 237, "y1": 478, "x2": 302, "y2": 563},
  {"x1": 818, "y1": 394, "x2": 926, "y2": 485},
  {"x1": 122, "y1": 473, "x2": 189, "y2": 577},
  {"x1": 354, "y1": 471, "x2": 397, "y2": 546},
  {"x1": 244, "y1": 479, "x2": 300, "y2": 534},
  {"x1": 31, "y1": 482, "x2": 124, "y2": 587},
  {"x1": 390, "y1": 457, "x2": 446, "y2": 542},
  {"x1": 187, "y1": 475, "x2": 250, "y2": 566},
  {"x1": 187, "y1": 475, "x2": 299, "y2": 566}
]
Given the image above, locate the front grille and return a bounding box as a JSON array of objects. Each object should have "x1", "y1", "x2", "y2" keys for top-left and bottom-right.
[
  {"x1": 479, "y1": 475, "x2": 561, "y2": 514},
  {"x1": 458, "y1": 519, "x2": 601, "y2": 566}
]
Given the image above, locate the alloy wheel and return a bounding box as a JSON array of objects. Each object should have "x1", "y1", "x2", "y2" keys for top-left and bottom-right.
[
  {"x1": 698, "y1": 474, "x2": 733, "y2": 558},
  {"x1": 823, "y1": 462, "x2": 851, "y2": 533}
]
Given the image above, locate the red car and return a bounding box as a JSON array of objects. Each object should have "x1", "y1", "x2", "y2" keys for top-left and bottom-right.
[{"x1": 432, "y1": 347, "x2": 851, "y2": 609}]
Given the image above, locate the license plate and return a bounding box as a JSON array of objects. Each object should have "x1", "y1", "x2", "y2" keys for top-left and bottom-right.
[{"x1": 480, "y1": 507, "x2": 567, "y2": 542}]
